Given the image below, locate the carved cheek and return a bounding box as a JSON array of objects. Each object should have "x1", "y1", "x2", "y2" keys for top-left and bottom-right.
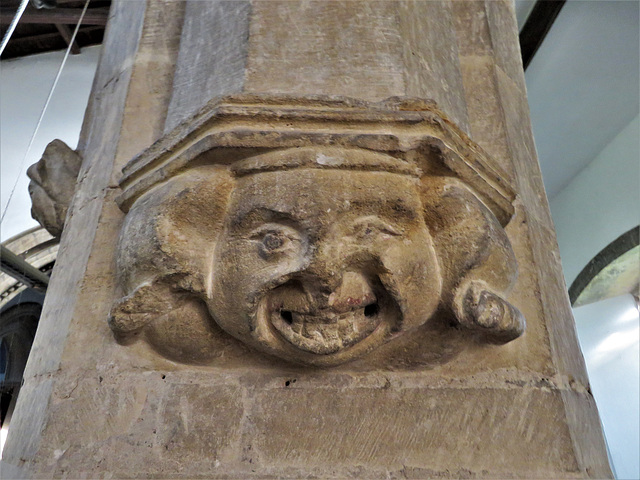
[
  {"x1": 213, "y1": 234, "x2": 305, "y2": 306},
  {"x1": 378, "y1": 231, "x2": 442, "y2": 329}
]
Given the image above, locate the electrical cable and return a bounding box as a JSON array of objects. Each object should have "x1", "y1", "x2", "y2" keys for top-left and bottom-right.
[
  {"x1": 0, "y1": 0, "x2": 29, "y2": 57},
  {"x1": 0, "y1": 0, "x2": 91, "y2": 225}
]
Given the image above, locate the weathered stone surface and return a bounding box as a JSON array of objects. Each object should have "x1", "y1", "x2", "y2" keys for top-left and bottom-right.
[
  {"x1": 2, "y1": 0, "x2": 148, "y2": 468},
  {"x1": 164, "y1": 0, "x2": 249, "y2": 132},
  {"x1": 19, "y1": 369, "x2": 593, "y2": 479},
  {"x1": 109, "y1": 95, "x2": 524, "y2": 367},
  {"x1": 249, "y1": 386, "x2": 576, "y2": 475},
  {"x1": 119, "y1": 0, "x2": 186, "y2": 159},
  {"x1": 27, "y1": 140, "x2": 82, "y2": 238}
]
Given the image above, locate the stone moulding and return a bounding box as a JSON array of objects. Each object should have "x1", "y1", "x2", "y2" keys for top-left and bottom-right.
[
  {"x1": 110, "y1": 94, "x2": 525, "y2": 367},
  {"x1": 118, "y1": 94, "x2": 514, "y2": 223}
]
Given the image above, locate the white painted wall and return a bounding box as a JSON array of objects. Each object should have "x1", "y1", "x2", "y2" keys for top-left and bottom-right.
[
  {"x1": 550, "y1": 114, "x2": 640, "y2": 287},
  {"x1": 525, "y1": 0, "x2": 639, "y2": 198},
  {"x1": 548, "y1": 115, "x2": 639, "y2": 479},
  {"x1": 573, "y1": 295, "x2": 639, "y2": 480},
  {"x1": 0, "y1": 46, "x2": 101, "y2": 242}
]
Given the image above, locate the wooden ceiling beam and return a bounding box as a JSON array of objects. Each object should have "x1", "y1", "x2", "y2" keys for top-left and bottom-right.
[
  {"x1": 519, "y1": 0, "x2": 566, "y2": 70},
  {"x1": 55, "y1": 23, "x2": 80, "y2": 54},
  {"x1": 0, "y1": 7, "x2": 109, "y2": 26}
]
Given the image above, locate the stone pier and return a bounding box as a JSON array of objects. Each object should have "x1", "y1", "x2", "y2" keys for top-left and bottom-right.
[{"x1": 2, "y1": 1, "x2": 612, "y2": 478}]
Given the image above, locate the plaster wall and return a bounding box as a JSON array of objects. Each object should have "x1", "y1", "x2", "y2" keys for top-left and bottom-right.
[
  {"x1": 0, "y1": 46, "x2": 100, "y2": 241},
  {"x1": 525, "y1": 1, "x2": 639, "y2": 198},
  {"x1": 572, "y1": 295, "x2": 639, "y2": 480},
  {"x1": 549, "y1": 115, "x2": 639, "y2": 480},
  {"x1": 549, "y1": 114, "x2": 639, "y2": 288}
]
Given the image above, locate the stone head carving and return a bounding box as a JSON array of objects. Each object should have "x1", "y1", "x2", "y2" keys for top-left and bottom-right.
[
  {"x1": 110, "y1": 95, "x2": 525, "y2": 366},
  {"x1": 27, "y1": 139, "x2": 82, "y2": 238}
]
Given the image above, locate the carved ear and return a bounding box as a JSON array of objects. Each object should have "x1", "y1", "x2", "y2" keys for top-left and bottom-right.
[
  {"x1": 421, "y1": 177, "x2": 525, "y2": 342},
  {"x1": 451, "y1": 279, "x2": 525, "y2": 342},
  {"x1": 112, "y1": 166, "x2": 234, "y2": 336},
  {"x1": 109, "y1": 279, "x2": 185, "y2": 337}
]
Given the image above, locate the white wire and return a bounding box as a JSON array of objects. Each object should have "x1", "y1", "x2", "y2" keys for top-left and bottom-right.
[
  {"x1": 0, "y1": 0, "x2": 29, "y2": 56},
  {"x1": 0, "y1": 0, "x2": 92, "y2": 225}
]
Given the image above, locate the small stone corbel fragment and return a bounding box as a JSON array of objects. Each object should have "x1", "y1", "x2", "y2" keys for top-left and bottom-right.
[
  {"x1": 109, "y1": 94, "x2": 525, "y2": 367},
  {"x1": 27, "y1": 139, "x2": 82, "y2": 238}
]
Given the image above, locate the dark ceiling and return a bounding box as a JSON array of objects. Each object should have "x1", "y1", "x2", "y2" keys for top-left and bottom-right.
[{"x1": 0, "y1": 0, "x2": 111, "y2": 59}]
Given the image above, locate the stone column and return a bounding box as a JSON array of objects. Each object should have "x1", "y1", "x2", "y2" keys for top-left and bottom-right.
[{"x1": 2, "y1": 1, "x2": 612, "y2": 478}]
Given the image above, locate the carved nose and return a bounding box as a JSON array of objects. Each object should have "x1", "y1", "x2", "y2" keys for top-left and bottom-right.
[{"x1": 328, "y1": 271, "x2": 377, "y2": 314}]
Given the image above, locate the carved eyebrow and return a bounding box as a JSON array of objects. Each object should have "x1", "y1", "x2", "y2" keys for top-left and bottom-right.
[
  {"x1": 347, "y1": 199, "x2": 419, "y2": 219},
  {"x1": 230, "y1": 207, "x2": 301, "y2": 230},
  {"x1": 353, "y1": 216, "x2": 403, "y2": 236}
]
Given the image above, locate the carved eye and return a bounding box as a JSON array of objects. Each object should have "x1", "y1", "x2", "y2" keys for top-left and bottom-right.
[
  {"x1": 352, "y1": 216, "x2": 402, "y2": 240},
  {"x1": 263, "y1": 232, "x2": 284, "y2": 251},
  {"x1": 251, "y1": 224, "x2": 301, "y2": 259}
]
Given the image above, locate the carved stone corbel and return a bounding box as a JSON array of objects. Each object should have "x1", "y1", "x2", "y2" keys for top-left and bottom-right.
[
  {"x1": 27, "y1": 139, "x2": 82, "y2": 238},
  {"x1": 110, "y1": 94, "x2": 525, "y2": 367}
]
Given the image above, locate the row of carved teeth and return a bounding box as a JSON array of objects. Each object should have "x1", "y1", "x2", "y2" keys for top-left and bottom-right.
[{"x1": 272, "y1": 306, "x2": 381, "y2": 354}]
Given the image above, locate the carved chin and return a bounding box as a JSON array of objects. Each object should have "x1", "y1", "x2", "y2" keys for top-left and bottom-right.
[{"x1": 258, "y1": 280, "x2": 401, "y2": 357}]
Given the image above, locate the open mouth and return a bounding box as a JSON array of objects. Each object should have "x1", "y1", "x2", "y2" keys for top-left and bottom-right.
[
  {"x1": 264, "y1": 278, "x2": 396, "y2": 355},
  {"x1": 271, "y1": 303, "x2": 383, "y2": 355}
]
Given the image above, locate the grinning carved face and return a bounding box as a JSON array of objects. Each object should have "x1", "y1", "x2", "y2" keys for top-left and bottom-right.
[
  {"x1": 111, "y1": 100, "x2": 526, "y2": 367},
  {"x1": 207, "y1": 169, "x2": 442, "y2": 366}
]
